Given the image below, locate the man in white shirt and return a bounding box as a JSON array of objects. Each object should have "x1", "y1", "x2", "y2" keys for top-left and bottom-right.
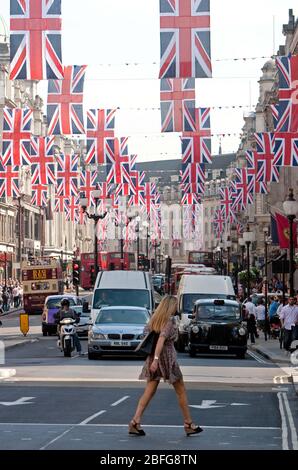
[
  {"x1": 279, "y1": 297, "x2": 298, "y2": 351},
  {"x1": 245, "y1": 297, "x2": 256, "y2": 317}
]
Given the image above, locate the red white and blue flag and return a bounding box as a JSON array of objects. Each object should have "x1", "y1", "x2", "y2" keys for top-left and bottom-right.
[
  {"x1": 31, "y1": 183, "x2": 48, "y2": 207},
  {"x1": 2, "y1": 107, "x2": 33, "y2": 166},
  {"x1": 10, "y1": 0, "x2": 63, "y2": 80},
  {"x1": 86, "y1": 109, "x2": 117, "y2": 165},
  {"x1": 159, "y1": 0, "x2": 212, "y2": 78},
  {"x1": 47, "y1": 65, "x2": 87, "y2": 135},
  {"x1": 56, "y1": 153, "x2": 79, "y2": 197},
  {"x1": 213, "y1": 208, "x2": 225, "y2": 239},
  {"x1": 181, "y1": 162, "x2": 206, "y2": 191},
  {"x1": 79, "y1": 169, "x2": 98, "y2": 207},
  {"x1": 219, "y1": 187, "x2": 235, "y2": 223},
  {"x1": 273, "y1": 132, "x2": 298, "y2": 167},
  {"x1": 233, "y1": 168, "x2": 254, "y2": 210},
  {"x1": 0, "y1": 163, "x2": 20, "y2": 199},
  {"x1": 254, "y1": 133, "x2": 279, "y2": 183},
  {"x1": 246, "y1": 150, "x2": 268, "y2": 194},
  {"x1": 276, "y1": 55, "x2": 298, "y2": 133},
  {"x1": 106, "y1": 138, "x2": 130, "y2": 185},
  {"x1": 182, "y1": 108, "x2": 211, "y2": 164},
  {"x1": 181, "y1": 193, "x2": 201, "y2": 205},
  {"x1": 160, "y1": 78, "x2": 195, "y2": 132},
  {"x1": 64, "y1": 196, "x2": 80, "y2": 223},
  {"x1": 31, "y1": 136, "x2": 56, "y2": 185}
]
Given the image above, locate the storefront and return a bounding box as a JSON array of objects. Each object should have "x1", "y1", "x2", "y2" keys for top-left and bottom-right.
[{"x1": 0, "y1": 246, "x2": 14, "y2": 284}]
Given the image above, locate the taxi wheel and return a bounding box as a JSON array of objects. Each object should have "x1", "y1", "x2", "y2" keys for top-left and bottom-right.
[
  {"x1": 189, "y1": 348, "x2": 196, "y2": 357},
  {"x1": 237, "y1": 352, "x2": 246, "y2": 359}
]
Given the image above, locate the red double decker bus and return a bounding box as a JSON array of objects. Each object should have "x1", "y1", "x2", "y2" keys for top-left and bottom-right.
[
  {"x1": 80, "y1": 252, "x2": 136, "y2": 290},
  {"x1": 188, "y1": 251, "x2": 215, "y2": 267}
]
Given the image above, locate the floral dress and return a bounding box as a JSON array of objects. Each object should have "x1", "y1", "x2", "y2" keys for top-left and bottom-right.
[{"x1": 139, "y1": 317, "x2": 183, "y2": 385}]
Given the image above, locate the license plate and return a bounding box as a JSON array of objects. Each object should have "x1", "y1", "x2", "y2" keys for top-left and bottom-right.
[
  {"x1": 209, "y1": 345, "x2": 228, "y2": 351},
  {"x1": 111, "y1": 341, "x2": 131, "y2": 347}
]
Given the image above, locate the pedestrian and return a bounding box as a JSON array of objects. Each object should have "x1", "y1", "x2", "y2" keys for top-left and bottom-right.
[
  {"x1": 279, "y1": 297, "x2": 298, "y2": 351},
  {"x1": 128, "y1": 295, "x2": 203, "y2": 437},
  {"x1": 245, "y1": 297, "x2": 256, "y2": 316},
  {"x1": 256, "y1": 298, "x2": 266, "y2": 334},
  {"x1": 247, "y1": 312, "x2": 257, "y2": 344}
]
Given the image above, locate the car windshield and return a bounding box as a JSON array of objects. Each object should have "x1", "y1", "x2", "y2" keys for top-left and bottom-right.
[
  {"x1": 46, "y1": 298, "x2": 76, "y2": 309},
  {"x1": 183, "y1": 294, "x2": 234, "y2": 313},
  {"x1": 93, "y1": 289, "x2": 150, "y2": 309},
  {"x1": 196, "y1": 304, "x2": 240, "y2": 320},
  {"x1": 95, "y1": 309, "x2": 149, "y2": 324}
]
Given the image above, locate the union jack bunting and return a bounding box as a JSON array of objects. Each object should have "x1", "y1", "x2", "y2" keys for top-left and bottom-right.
[
  {"x1": 64, "y1": 196, "x2": 80, "y2": 223},
  {"x1": 159, "y1": 0, "x2": 212, "y2": 78},
  {"x1": 2, "y1": 107, "x2": 33, "y2": 166},
  {"x1": 181, "y1": 193, "x2": 201, "y2": 205},
  {"x1": 254, "y1": 133, "x2": 279, "y2": 183},
  {"x1": 128, "y1": 171, "x2": 145, "y2": 206},
  {"x1": 160, "y1": 78, "x2": 195, "y2": 132},
  {"x1": 172, "y1": 238, "x2": 182, "y2": 249},
  {"x1": 142, "y1": 183, "x2": 157, "y2": 215},
  {"x1": 236, "y1": 220, "x2": 244, "y2": 235},
  {"x1": 79, "y1": 169, "x2": 98, "y2": 207},
  {"x1": 31, "y1": 136, "x2": 56, "y2": 185},
  {"x1": 10, "y1": 0, "x2": 63, "y2": 80},
  {"x1": 181, "y1": 162, "x2": 206, "y2": 192},
  {"x1": 271, "y1": 103, "x2": 293, "y2": 133},
  {"x1": 219, "y1": 187, "x2": 236, "y2": 223},
  {"x1": 245, "y1": 150, "x2": 268, "y2": 194},
  {"x1": 85, "y1": 109, "x2": 117, "y2": 165},
  {"x1": 56, "y1": 153, "x2": 79, "y2": 198},
  {"x1": 0, "y1": 163, "x2": 20, "y2": 199},
  {"x1": 106, "y1": 138, "x2": 130, "y2": 185},
  {"x1": 276, "y1": 55, "x2": 298, "y2": 133},
  {"x1": 31, "y1": 183, "x2": 48, "y2": 207},
  {"x1": 213, "y1": 208, "x2": 225, "y2": 239},
  {"x1": 54, "y1": 194, "x2": 65, "y2": 212},
  {"x1": 273, "y1": 133, "x2": 298, "y2": 167},
  {"x1": 182, "y1": 108, "x2": 211, "y2": 164},
  {"x1": 47, "y1": 65, "x2": 87, "y2": 135},
  {"x1": 233, "y1": 168, "x2": 254, "y2": 210}
]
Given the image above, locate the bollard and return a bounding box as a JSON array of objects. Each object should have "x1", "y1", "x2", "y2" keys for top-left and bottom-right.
[{"x1": 20, "y1": 313, "x2": 29, "y2": 337}]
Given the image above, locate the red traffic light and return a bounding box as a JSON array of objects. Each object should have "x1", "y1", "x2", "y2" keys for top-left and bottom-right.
[{"x1": 73, "y1": 263, "x2": 79, "y2": 270}]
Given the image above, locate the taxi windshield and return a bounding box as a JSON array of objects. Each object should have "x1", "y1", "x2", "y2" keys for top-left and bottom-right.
[{"x1": 196, "y1": 304, "x2": 240, "y2": 320}]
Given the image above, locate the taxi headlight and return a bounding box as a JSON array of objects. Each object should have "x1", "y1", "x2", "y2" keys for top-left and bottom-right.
[
  {"x1": 238, "y1": 327, "x2": 246, "y2": 336},
  {"x1": 192, "y1": 325, "x2": 199, "y2": 334}
]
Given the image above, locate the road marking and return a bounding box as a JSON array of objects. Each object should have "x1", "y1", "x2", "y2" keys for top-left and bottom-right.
[
  {"x1": 277, "y1": 392, "x2": 289, "y2": 450},
  {"x1": 21, "y1": 438, "x2": 32, "y2": 441},
  {"x1": 0, "y1": 397, "x2": 35, "y2": 406},
  {"x1": 230, "y1": 403, "x2": 250, "y2": 406},
  {"x1": 190, "y1": 400, "x2": 250, "y2": 409},
  {"x1": 272, "y1": 387, "x2": 289, "y2": 391},
  {"x1": 40, "y1": 427, "x2": 75, "y2": 450},
  {"x1": 110, "y1": 396, "x2": 130, "y2": 407},
  {"x1": 247, "y1": 350, "x2": 268, "y2": 364},
  {"x1": 78, "y1": 410, "x2": 106, "y2": 425},
  {"x1": 0, "y1": 369, "x2": 16, "y2": 379},
  {"x1": 281, "y1": 392, "x2": 298, "y2": 450}
]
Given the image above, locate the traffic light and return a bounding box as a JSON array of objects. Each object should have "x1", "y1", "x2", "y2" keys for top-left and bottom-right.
[
  {"x1": 90, "y1": 265, "x2": 96, "y2": 286},
  {"x1": 72, "y1": 260, "x2": 81, "y2": 286}
]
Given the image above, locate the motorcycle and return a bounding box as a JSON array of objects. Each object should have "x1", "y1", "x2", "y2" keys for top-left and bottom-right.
[{"x1": 58, "y1": 318, "x2": 77, "y2": 357}]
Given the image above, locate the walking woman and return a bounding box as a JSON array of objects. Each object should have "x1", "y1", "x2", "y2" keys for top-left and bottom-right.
[{"x1": 129, "y1": 295, "x2": 203, "y2": 437}]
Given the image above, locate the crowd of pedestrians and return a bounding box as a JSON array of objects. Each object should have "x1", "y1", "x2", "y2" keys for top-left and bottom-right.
[{"x1": 0, "y1": 280, "x2": 23, "y2": 314}]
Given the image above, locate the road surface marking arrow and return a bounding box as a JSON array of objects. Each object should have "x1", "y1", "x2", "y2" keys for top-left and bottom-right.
[
  {"x1": 190, "y1": 400, "x2": 227, "y2": 409},
  {"x1": 0, "y1": 397, "x2": 35, "y2": 406},
  {"x1": 230, "y1": 403, "x2": 250, "y2": 406}
]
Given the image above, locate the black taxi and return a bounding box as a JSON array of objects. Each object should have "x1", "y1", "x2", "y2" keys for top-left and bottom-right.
[{"x1": 187, "y1": 299, "x2": 247, "y2": 359}]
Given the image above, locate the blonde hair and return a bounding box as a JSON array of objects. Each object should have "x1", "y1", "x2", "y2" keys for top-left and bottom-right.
[{"x1": 148, "y1": 295, "x2": 177, "y2": 333}]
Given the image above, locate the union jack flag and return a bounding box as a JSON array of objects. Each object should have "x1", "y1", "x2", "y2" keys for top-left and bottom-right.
[
  {"x1": 159, "y1": 0, "x2": 212, "y2": 78},
  {"x1": 181, "y1": 193, "x2": 201, "y2": 205},
  {"x1": 56, "y1": 153, "x2": 79, "y2": 197},
  {"x1": 181, "y1": 162, "x2": 206, "y2": 192},
  {"x1": 219, "y1": 187, "x2": 236, "y2": 223},
  {"x1": 31, "y1": 136, "x2": 56, "y2": 185},
  {"x1": 64, "y1": 196, "x2": 80, "y2": 223},
  {"x1": 213, "y1": 208, "x2": 225, "y2": 239},
  {"x1": 79, "y1": 169, "x2": 98, "y2": 207},
  {"x1": 273, "y1": 132, "x2": 298, "y2": 167},
  {"x1": 106, "y1": 138, "x2": 130, "y2": 185},
  {"x1": 182, "y1": 108, "x2": 211, "y2": 164},
  {"x1": 142, "y1": 182, "x2": 157, "y2": 215},
  {"x1": 54, "y1": 194, "x2": 65, "y2": 212},
  {"x1": 128, "y1": 171, "x2": 145, "y2": 206},
  {"x1": 254, "y1": 133, "x2": 279, "y2": 183},
  {"x1": 245, "y1": 150, "x2": 268, "y2": 194},
  {"x1": 271, "y1": 102, "x2": 293, "y2": 133},
  {"x1": 2, "y1": 107, "x2": 33, "y2": 166},
  {"x1": 47, "y1": 65, "x2": 87, "y2": 135},
  {"x1": 233, "y1": 168, "x2": 254, "y2": 210},
  {"x1": 10, "y1": 0, "x2": 63, "y2": 80},
  {"x1": 160, "y1": 78, "x2": 195, "y2": 132},
  {"x1": 31, "y1": 183, "x2": 48, "y2": 207},
  {"x1": 85, "y1": 109, "x2": 117, "y2": 165},
  {"x1": 276, "y1": 55, "x2": 298, "y2": 133},
  {"x1": 0, "y1": 163, "x2": 20, "y2": 199}
]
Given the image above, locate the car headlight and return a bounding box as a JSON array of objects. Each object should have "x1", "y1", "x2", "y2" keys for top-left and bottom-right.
[
  {"x1": 238, "y1": 327, "x2": 246, "y2": 336},
  {"x1": 90, "y1": 332, "x2": 106, "y2": 340},
  {"x1": 137, "y1": 334, "x2": 146, "y2": 340},
  {"x1": 192, "y1": 325, "x2": 199, "y2": 334}
]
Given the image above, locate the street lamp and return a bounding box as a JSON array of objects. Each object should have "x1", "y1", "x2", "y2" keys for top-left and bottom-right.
[
  {"x1": 219, "y1": 239, "x2": 224, "y2": 275},
  {"x1": 135, "y1": 216, "x2": 141, "y2": 270},
  {"x1": 238, "y1": 237, "x2": 245, "y2": 270},
  {"x1": 225, "y1": 236, "x2": 232, "y2": 276},
  {"x1": 80, "y1": 191, "x2": 109, "y2": 279},
  {"x1": 243, "y1": 225, "x2": 255, "y2": 298},
  {"x1": 142, "y1": 221, "x2": 150, "y2": 270},
  {"x1": 263, "y1": 227, "x2": 272, "y2": 341},
  {"x1": 152, "y1": 240, "x2": 161, "y2": 273},
  {"x1": 283, "y1": 188, "x2": 298, "y2": 297}
]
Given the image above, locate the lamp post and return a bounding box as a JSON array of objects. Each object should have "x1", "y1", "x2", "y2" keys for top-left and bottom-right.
[
  {"x1": 239, "y1": 238, "x2": 245, "y2": 270},
  {"x1": 135, "y1": 217, "x2": 141, "y2": 270},
  {"x1": 219, "y1": 239, "x2": 224, "y2": 275},
  {"x1": 283, "y1": 188, "x2": 298, "y2": 296},
  {"x1": 243, "y1": 225, "x2": 255, "y2": 298},
  {"x1": 226, "y1": 236, "x2": 232, "y2": 276},
  {"x1": 142, "y1": 221, "x2": 150, "y2": 270},
  {"x1": 80, "y1": 191, "x2": 109, "y2": 279}
]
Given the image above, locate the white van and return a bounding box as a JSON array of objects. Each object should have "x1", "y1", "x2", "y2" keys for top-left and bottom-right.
[
  {"x1": 91, "y1": 271, "x2": 155, "y2": 322},
  {"x1": 176, "y1": 275, "x2": 236, "y2": 351}
]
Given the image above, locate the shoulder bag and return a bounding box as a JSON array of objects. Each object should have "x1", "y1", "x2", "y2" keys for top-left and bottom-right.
[{"x1": 135, "y1": 330, "x2": 159, "y2": 357}]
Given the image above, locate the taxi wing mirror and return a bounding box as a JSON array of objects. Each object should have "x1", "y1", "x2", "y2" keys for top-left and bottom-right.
[{"x1": 82, "y1": 301, "x2": 90, "y2": 314}]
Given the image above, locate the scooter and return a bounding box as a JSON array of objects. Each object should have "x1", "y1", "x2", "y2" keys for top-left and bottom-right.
[{"x1": 58, "y1": 318, "x2": 77, "y2": 357}]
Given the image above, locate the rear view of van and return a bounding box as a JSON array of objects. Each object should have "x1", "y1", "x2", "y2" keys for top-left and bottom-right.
[
  {"x1": 91, "y1": 271, "x2": 154, "y2": 322},
  {"x1": 176, "y1": 275, "x2": 236, "y2": 351}
]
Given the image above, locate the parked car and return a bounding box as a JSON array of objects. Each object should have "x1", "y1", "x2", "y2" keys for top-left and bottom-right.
[
  {"x1": 41, "y1": 295, "x2": 82, "y2": 336},
  {"x1": 188, "y1": 299, "x2": 247, "y2": 359},
  {"x1": 88, "y1": 306, "x2": 150, "y2": 359}
]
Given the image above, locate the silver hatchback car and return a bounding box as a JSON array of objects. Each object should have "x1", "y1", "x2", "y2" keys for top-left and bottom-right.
[{"x1": 88, "y1": 306, "x2": 150, "y2": 359}]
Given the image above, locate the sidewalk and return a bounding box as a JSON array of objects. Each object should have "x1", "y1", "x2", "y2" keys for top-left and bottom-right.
[
  {"x1": 0, "y1": 325, "x2": 40, "y2": 350},
  {"x1": 249, "y1": 335, "x2": 298, "y2": 395}
]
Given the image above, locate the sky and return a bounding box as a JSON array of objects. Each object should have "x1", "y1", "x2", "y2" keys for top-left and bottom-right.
[{"x1": 0, "y1": 0, "x2": 296, "y2": 162}]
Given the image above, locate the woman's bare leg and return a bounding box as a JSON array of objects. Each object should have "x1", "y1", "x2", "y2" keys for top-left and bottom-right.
[
  {"x1": 172, "y1": 379, "x2": 192, "y2": 423},
  {"x1": 132, "y1": 380, "x2": 159, "y2": 423}
]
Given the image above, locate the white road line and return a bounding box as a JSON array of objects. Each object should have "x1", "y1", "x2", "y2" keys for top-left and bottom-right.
[
  {"x1": 78, "y1": 410, "x2": 106, "y2": 425},
  {"x1": 281, "y1": 392, "x2": 298, "y2": 450},
  {"x1": 247, "y1": 350, "x2": 268, "y2": 364},
  {"x1": 0, "y1": 422, "x2": 280, "y2": 430},
  {"x1": 110, "y1": 396, "x2": 130, "y2": 407},
  {"x1": 40, "y1": 427, "x2": 75, "y2": 450},
  {"x1": 277, "y1": 392, "x2": 289, "y2": 450}
]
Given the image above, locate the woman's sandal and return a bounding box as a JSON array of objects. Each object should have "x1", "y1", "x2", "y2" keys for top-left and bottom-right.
[
  {"x1": 128, "y1": 419, "x2": 146, "y2": 436},
  {"x1": 184, "y1": 422, "x2": 203, "y2": 436}
]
